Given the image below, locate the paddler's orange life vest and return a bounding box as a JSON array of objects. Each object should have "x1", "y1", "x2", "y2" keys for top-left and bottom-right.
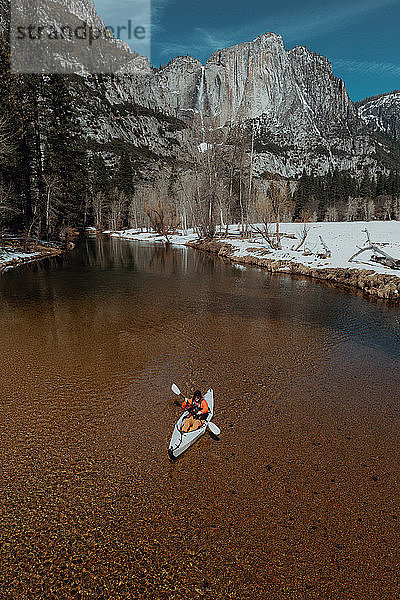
[{"x1": 182, "y1": 396, "x2": 209, "y2": 416}]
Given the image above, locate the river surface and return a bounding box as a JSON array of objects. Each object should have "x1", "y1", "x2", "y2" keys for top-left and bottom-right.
[{"x1": 0, "y1": 237, "x2": 399, "y2": 600}]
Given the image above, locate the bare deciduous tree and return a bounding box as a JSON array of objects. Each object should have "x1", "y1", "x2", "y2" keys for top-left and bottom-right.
[
  {"x1": 250, "y1": 182, "x2": 291, "y2": 249},
  {"x1": 43, "y1": 174, "x2": 62, "y2": 240},
  {"x1": 0, "y1": 184, "x2": 18, "y2": 243},
  {"x1": 145, "y1": 199, "x2": 177, "y2": 244},
  {"x1": 108, "y1": 188, "x2": 127, "y2": 231},
  {"x1": 394, "y1": 197, "x2": 400, "y2": 220},
  {"x1": 292, "y1": 223, "x2": 311, "y2": 251},
  {"x1": 362, "y1": 197, "x2": 375, "y2": 221},
  {"x1": 0, "y1": 117, "x2": 14, "y2": 162},
  {"x1": 92, "y1": 192, "x2": 106, "y2": 231},
  {"x1": 24, "y1": 203, "x2": 40, "y2": 250},
  {"x1": 346, "y1": 196, "x2": 359, "y2": 221},
  {"x1": 269, "y1": 182, "x2": 289, "y2": 249},
  {"x1": 380, "y1": 195, "x2": 393, "y2": 221},
  {"x1": 325, "y1": 205, "x2": 338, "y2": 222}
]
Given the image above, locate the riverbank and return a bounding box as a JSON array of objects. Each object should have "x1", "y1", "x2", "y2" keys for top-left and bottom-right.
[
  {"x1": 112, "y1": 221, "x2": 400, "y2": 301},
  {"x1": 0, "y1": 239, "x2": 63, "y2": 272},
  {"x1": 190, "y1": 239, "x2": 400, "y2": 301}
]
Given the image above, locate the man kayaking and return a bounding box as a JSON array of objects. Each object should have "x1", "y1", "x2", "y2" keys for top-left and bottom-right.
[{"x1": 181, "y1": 390, "x2": 209, "y2": 433}]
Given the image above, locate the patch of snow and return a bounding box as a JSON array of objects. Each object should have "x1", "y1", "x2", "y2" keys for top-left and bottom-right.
[
  {"x1": 198, "y1": 142, "x2": 213, "y2": 153},
  {"x1": 225, "y1": 221, "x2": 400, "y2": 276},
  {"x1": 0, "y1": 250, "x2": 41, "y2": 262},
  {"x1": 0, "y1": 248, "x2": 43, "y2": 271},
  {"x1": 110, "y1": 228, "x2": 199, "y2": 247}
]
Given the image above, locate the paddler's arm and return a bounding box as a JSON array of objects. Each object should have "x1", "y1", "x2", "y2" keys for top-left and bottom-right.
[
  {"x1": 181, "y1": 398, "x2": 190, "y2": 410},
  {"x1": 199, "y1": 399, "x2": 209, "y2": 415}
]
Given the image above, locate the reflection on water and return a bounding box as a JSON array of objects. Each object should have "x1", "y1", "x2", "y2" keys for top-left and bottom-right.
[{"x1": 0, "y1": 236, "x2": 399, "y2": 599}]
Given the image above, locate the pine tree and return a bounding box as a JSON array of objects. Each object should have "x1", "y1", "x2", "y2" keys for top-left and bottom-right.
[
  {"x1": 90, "y1": 154, "x2": 113, "y2": 197},
  {"x1": 293, "y1": 170, "x2": 310, "y2": 220},
  {"x1": 44, "y1": 75, "x2": 89, "y2": 225},
  {"x1": 117, "y1": 152, "x2": 134, "y2": 196},
  {"x1": 359, "y1": 167, "x2": 373, "y2": 199},
  {"x1": 376, "y1": 172, "x2": 386, "y2": 196}
]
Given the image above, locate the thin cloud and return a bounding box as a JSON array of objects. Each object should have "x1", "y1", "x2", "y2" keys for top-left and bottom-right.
[
  {"x1": 193, "y1": 28, "x2": 231, "y2": 52},
  {"x1": 333, "y1": 58, "x2": 400, "y2": 77},
  {"x1": 156, "y1": 42, "x2": 194, "y2": 58},
  {"x1": 281, "y1": 0, "x2": 398, "y2": 41},
  {"x1": 154, "y1": 27, "x2": 230, "y2": 60},
  {"x1": 151, "y1": 0, "x2": 176, "y2": 35}
]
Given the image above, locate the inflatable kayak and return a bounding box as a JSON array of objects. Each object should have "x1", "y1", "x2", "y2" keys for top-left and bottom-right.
[{"x1": 168, "y1": 388, "x2": 214, "y2": 460}]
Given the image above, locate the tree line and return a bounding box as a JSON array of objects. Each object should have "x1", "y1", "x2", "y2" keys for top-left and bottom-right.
[{"x1": 293, "y1": 168, "x2": 400, "y2": 222}]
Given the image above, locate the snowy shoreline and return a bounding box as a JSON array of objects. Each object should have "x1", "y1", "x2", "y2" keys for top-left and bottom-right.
[
  {"x1": 110, "y1": 221, "x2": 400, "y2": 300},
  {"x1": 0, "y1": 242, "x2": 62, "y2": 272}
]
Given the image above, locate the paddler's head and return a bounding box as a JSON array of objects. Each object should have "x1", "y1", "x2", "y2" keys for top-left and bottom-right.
[{"x1": 193, "y1": 390, "x2": 202, "y2": 402}]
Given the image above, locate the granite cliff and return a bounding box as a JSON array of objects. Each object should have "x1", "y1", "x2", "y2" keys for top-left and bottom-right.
[
  {"x1": 1, "y1": 0, "x2": 399, "y2": 181},
  {"x1": 357, "y1": 90, "x2": 400, "y2": 144}
]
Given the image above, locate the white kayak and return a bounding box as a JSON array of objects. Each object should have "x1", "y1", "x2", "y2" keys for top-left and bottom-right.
[{"x1": 168, "y1": 388, "x2": 214, "y2": 460}]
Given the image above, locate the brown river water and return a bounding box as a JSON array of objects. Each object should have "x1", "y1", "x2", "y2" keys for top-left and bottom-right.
[{"x1": 0, "y1": 237, "x2": 399, "y2": 600}]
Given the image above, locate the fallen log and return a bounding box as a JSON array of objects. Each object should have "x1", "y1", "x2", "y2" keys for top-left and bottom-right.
[
  {"x1": 319, "y1": 235, "x2": 331, "y2": 258},
  {"x1": 371, "y1": 255, "x2": 400, "y2": 270},
  {"x1": 349, "y1": 228, "x2": 399, "y2": 269}
]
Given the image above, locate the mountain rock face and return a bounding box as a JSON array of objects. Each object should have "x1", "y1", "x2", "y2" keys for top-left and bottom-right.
[
  {"x1": 59, "y1": 31, "x2": 400, "y2": 178},
  {"x1": 3, "y1": 0, "x2": 399, "y2": 180},
  {"x1": 10, "y1": 0, "x2": 143, "y2": 73},
  {"x1": 65, "y1": 74, "x2": 189, "y2": 178},
  {"x1": 150, "y1": 33, "x2": 397, "y2": 178},
  {"x1": 357, "y1": 91, "x2": 400, "y2": 144}
]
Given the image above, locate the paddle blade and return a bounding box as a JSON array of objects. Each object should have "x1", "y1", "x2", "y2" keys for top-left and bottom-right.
[
  {"x1": 208, "y1": 421, "x2": 221, "y2": 436},
  {"x1": 171, "y1": 383, "x2": 181, "y2": 396}
]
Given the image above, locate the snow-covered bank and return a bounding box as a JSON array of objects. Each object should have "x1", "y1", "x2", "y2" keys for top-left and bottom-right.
[
  {"x1": 111, "y1": 222, "x2": 400, "y2": 300},
  {"x1": 0, "y1": 242, "x2": 62, "y2": 272},
  {"x1": 212, "y1": 222, "x2": 400, "y2": 276},
  {"x1": 109, "y1": 228, "x2": 198, "y2": 246},
  {"x1": 112, "y1": 222, "x2": 400, "y2": 274}
]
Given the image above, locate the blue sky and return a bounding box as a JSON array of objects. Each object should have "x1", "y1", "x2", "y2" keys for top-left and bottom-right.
[{"x1": 94, "y1": 0, "x2": 400, "y2": 101}]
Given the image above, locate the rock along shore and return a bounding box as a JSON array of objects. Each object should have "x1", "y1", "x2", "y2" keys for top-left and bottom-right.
[{"x1": 189, "y1": 239, "x2": 400, "y2": 302}]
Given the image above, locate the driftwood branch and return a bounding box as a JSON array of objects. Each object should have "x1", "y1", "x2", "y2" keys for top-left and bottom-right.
[
  {"x1": 292, "y1": 224, "x2": 310, "y2": 252},
  {"x1": 349, "y1": 229, "x2": 400, "y2": 268},
  {"x1": 319, "y1": 235, "x2": 331, "y2": 258},
  {"x1": 250, "y1": 224, "x2": 276, "y2": 249},
  {"x1": 349, "y1": 245, "x2": 374, "y2": 263},
  {"x1": 363, "y1": 228, "x2": 371, "y2": 245},
  {"x1": 349, "y1": 245, "x2": 400, "y2": 268}
]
